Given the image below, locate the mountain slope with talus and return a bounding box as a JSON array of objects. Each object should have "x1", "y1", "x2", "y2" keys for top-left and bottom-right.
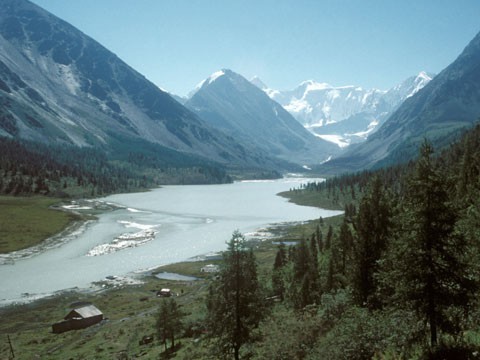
[
  {"x1": 318, "y1": 30, "x2": 480, "y2": 173},
  {"x1": 185, "y1": 69, "x2": 339, "y2": 165},
  {"x1": 0, "y1": 0, "x2": 272, "y2": 170}
]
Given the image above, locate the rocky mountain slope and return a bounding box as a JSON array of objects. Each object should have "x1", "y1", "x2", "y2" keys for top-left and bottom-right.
[
  {"x1": 318, "y1": 30, "x2": 480, "y2": 173},
  {"x1": 186, "y1": 69, "x2": 339, "y2": 165},
  {"x1": 0, "y1": 0, "x2": 271, "y2": 170}
]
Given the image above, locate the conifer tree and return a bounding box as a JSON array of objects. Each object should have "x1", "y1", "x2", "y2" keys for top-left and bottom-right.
[
  {"x1": 309, "y1": 234, "x2": 319, "y2": 270},
  {"x1": 290, "y1": 238, "x2": 321, "y2": 309},
  {"x1": 325, "y1": 225, "x2": 333, "y2": 250},
  {"x1": 316, "y1": 224, "x2": 323, "y2": 252},
  {"x1": 352, "y1": 176, "x2": 391, "y2": 307},
  {"x1": 206, "y1": 230, "x2": 264, "y2": 359},
  {"x1": 379, "y1": 141, "x2": 477, "y2": 347},
  {"x1": 156, "y1": 297, "x2": 184, "y2": 352},
  {"x1": 337, "y1": 220, "x2": 354, "y2": 276},
  {"x1": 272, "y1": 243, "x2": 288, "y2": 300}
]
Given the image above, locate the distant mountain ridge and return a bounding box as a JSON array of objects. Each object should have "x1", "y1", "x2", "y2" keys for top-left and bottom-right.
[
  {"x1": 319, "y1": 30, "x2": 480, "y2": 173},
  {"x1": 252, "y1": 72, "x2": 433, "y2": 148},
  {"x1": 0, "y1": 0, "x2": 275, "y2": 171},
  {"x1": 185, "y1": 69, "x2": 339, "y2": 165}
]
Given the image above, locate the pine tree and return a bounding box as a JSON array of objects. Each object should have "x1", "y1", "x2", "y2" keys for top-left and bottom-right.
[
  {"x1": 316, "y1": 224, "x2": 323, "y2": 252},
  {"x1": 290, "y1": 238, "x2": 321, "y2": 309},
  {"x1": 325, "y1": 225, "x2": 333, "y2": 250},
  {"x1": 379, "y1": 141, "x2": 477, "y2": 347},
  {"x1": 272, "y1": 243, "x2": 288, "y2": 301},
  {"x1": 206, "y1": 230, "x2": 264, "y2": 359},
  {"x1": 309, "y1": 233, "x2": 319, "y2": 271},
  {"x1": 156, "y1": 297, "x2": 184, "y2": 353},
  {"x1": 352, "y1": 176, "x2": 392, "y2": 307},
  {"x1": 337, "y1": 220, "x2": 353, "y2": 276}
]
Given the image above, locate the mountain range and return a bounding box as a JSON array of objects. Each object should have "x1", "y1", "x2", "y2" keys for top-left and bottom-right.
[
  {"x1": 0, "y1": 0, "x2": 293, "y2": 173},
  {"x1": 185, "y1": 69, "x2": 339, "y2": 165},
  {"x1": 251, "y1": 72, "x2": 433, "y2": 148},
  {"x1": 319, "y1": 29, "x2": 480, "y2": 172},
  {"x1": 1, "y1": 0, "x2": 479, "y2": 180}
]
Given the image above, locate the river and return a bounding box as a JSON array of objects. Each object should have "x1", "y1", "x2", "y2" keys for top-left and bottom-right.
[{"x1": 0, "y1": 178, "x2": 342, "y2": 305}]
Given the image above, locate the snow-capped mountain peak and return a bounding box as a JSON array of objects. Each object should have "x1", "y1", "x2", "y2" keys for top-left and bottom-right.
[
  {"x1": 186, "y1": 69, "x2": 339, "y2": 164},
  {"x1": 406, "y1": 71, "x2": 433, "y2": 98},
  {"x1": 300, "y1": 80, "x2": 332, "y2": 93},
  {"x1": 257, "y1": 72, "x2": 434, "y2": 149},
  {"x1": 417, "y1": 71, "x2": 433, "y2": 81},
  {"x1": 207, "y1": 70, "x2": 226, "y2": 84},
  {"x1": 188, "y1": 69, "x2": 227, "y2": 97}
]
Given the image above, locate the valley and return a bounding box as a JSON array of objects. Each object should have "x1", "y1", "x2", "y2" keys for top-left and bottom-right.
[
  {"x1": 0, "y1": 178, "x2": 342, "y2": 306},
  {"x1": 1, "y1": 0, "x2": 480, "y2": 359}
]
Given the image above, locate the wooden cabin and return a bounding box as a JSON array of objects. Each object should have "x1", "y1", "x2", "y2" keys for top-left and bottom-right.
[
  {"x1": 200, "y1": 264, "x2": 219, "y2": 273},
  {"x1": 52, "y1": 304, "x2": 103, "y2": 333},
  {"x1": 157, "y1": 288, "x2": 172, "y2": 297}
]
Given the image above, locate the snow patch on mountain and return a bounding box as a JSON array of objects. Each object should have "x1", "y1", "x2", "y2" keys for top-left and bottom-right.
[
  {"x1": 303, "y1": 80, "x2": 331, "y2": 92},
  {"x1": 208, "y1": 70, "x2": 225, "y2": 83},
  {"x1": 351, "y1": 119, "x2": 379, "y2": 139},
  {"x1": 314, "y1": 134, "x2": 350, "y2": 148},
  {"x1": 189, "y1": 70, "x2": 226, "y2": 97},
  {"x1": 406, "y1": 71, "x2": 432, "y2": 98},
  {"x1": 251, "y1": 72, "x2": 434, "y2": 148}
]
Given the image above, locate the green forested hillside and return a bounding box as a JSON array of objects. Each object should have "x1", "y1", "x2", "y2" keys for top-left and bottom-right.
[
  {"x1": 0, "y1": 136, "x2": 232, "y2": 198},
  {"x1": 263, "y1": 124, "x2": 480, "y2": 359},
  {"x1": 1, "y1": 126, "x2": 479, "y2": 359}
]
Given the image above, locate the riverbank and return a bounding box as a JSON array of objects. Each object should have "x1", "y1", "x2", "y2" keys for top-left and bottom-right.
[
  {"x1": 0, "y1": 197, "x2": 125, "y2": 264},
  {"x1": 0, "y1": 196, "x2": 84, "y2": 254},
  {"x1": 0, "y1": 184, "x2": 339, "y2": 359},
  {"x1": 0, "y1": 216, "x2": 342, "y2": 359},
  {"x1": 0, "y1": 177, "x2": 331, "y2": 255}
]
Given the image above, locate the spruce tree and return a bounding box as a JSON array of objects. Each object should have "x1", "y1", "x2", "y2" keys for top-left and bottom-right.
[
  {"x1": 272, "y1": 243, "x2": 287, "y2": 301},
  {"x1": 206, "y1": 230, "x2": 264, "y2": 359},
  {"x1": 316, "y1": 224, "x2": 323, "y2": 252},
  {"x1": 156, "y1": 297, "x2": 183, "y2": 353},
  {"x1": 337, "y1": 220, "x2": 354, "y2": 276},
  {"x1": 288, "y1": 238, "x2": 322, "y2": 309},
  {"x1": 325, "y1": 225, "x2": 333, "y2": 250},
  {"x1": 352, "y1": 176, "x2": 391, "y2": 307},
  {"x1": 380, "y1": 141, "x2": 476, "y2": 347}
]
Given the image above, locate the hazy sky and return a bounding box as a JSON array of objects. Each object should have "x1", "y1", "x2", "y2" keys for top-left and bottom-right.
[{"x1": 31, "y1": 0, "x2": 480, "y2": 96}]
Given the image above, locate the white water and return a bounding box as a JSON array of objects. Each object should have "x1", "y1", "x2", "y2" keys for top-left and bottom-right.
[{"x1": 0, "y1": 178, "x2": 342, "y2": 305}]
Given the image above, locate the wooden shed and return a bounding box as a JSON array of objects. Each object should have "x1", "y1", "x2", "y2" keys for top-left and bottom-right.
[
  {"x1": 52, "y1": 304, "x2": 103, "y2": 333},
  {"x1": 157, "y1": 288, "x2": 172, "y2": 297}
]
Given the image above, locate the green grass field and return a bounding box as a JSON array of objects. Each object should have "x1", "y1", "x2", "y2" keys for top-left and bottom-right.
[
  {"x1": 278, "y1": 189, "x2": 345, "y2": 210},
  {"x1": 0, "y1": 196, "x2": 80, "y2": 253}
]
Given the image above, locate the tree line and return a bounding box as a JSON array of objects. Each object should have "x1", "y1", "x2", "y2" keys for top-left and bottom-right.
[
  {"x1": 154, "y1": 124, "x2": 480, "y2": 359},
  {"x1": 0, "y1": 136, "x2": 232, "y2": 197}
]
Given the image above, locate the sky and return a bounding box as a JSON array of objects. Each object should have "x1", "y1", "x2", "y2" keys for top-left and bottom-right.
[{"x1": 31, "y1": 0, "x2": 480, "y2": 96}]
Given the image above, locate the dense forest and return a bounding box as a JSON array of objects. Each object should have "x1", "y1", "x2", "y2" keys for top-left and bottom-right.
[
  {"x1": 178, "y1": 124, "x2": 480, "y2": 359},
  {"x1": 0, "y1": 136, "x2": 232, "y2": 197},
  {"x1": 259, "y1": 124, "x2": 480, "y2": 359}
]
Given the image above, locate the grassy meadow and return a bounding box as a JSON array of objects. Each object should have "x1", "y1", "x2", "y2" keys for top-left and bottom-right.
[{"x1": 0, "y1": 196, "x2": 81, "y2": 253}]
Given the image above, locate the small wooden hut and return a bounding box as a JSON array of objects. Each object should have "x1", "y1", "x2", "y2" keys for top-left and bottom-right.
[
  {"x1": 157, "y1": 288, "x2": 172, "y2": 297},
  {"x1": 52, "y1": 304, "x2": 103, "y2": 333}
]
